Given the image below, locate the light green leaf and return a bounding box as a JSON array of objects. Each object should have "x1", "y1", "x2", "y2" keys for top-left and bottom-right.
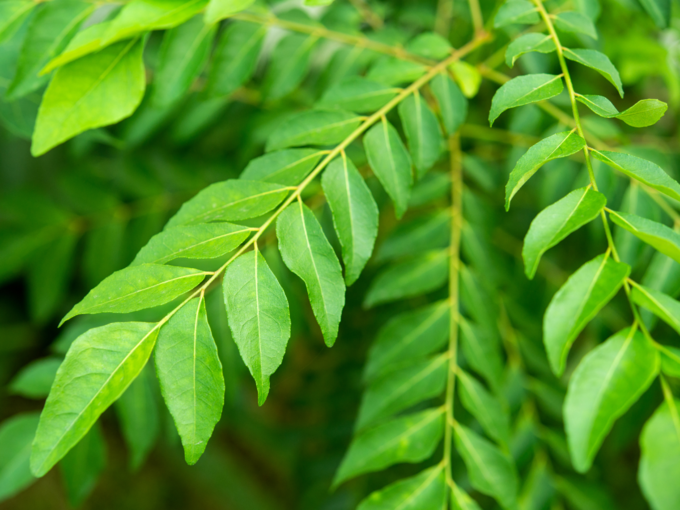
[
  {"x1": 334, "y1": 408, "x2": 445, "y2": 486},
  {"x1": 616, "y1": 99, "x2": 668, "y2": 128},
  {"x1": 318, "y1": 77, "x2": 397, "y2": 114},
  {"x1": 505, "y1": 131, "x2": 586, "y2": 209},
  {"x1": 364, "y1": 117, "x2": 413, "y2": 218},
  {"x1": 639, "y1": 0, "x2": 670, "y2": 28},
  {"x1": 451, "y1": 484, "x2": 483, "y2": 510},
  {"x1": 431, "y1": 73, "x2": 468, "y2": 135},
  {"x1": 565, "y1": 327, "x2": 659, "y2": 472},
  {"x1": 205, "y1": 21, "x2": 265, "y2": 97},
  {"x1": 6, "y1": 0, "x2": 93, "y2": 100},
  {"x1": 523, "y1": 187, "x2": 606, "y2": 279},
  {"x1": 494, "y1": 0, "x2": 539, "y2": 27},
  {"x1": 357, "y1": 466, "x2": 446, "y2": 510},
  {"x1": 592, "y1": 151, "x2": 680, "y2": 202},
  {"x1": 364, "y1": 301, "x2": 450, "y2": 381},
  {"x1": 453, "y1": 422, "x2": 519, "y2": 510},
  {"x1": 322, "y1": 156, "x2": 379, "y2": 285},
  {"x1": 277, "y1": 201, "x2": 346, "y2": 346},
  {"x1": 0, "y1": 413, "x2": 39, "y2": 502},
  {"x1": 576, "y1": 94, "x2": 619, "y2": 117},
  {"x1": 367, "y1": 57, "x2": 427, "y2": 87},
  {"x1": 59, "y1": 425, "x2": 106, "y2": 507},
  {"x1": 364, "y1": 250, "x2": 449, "y2": 307},
  {"x1": 458, "y1": 369, "x2": 511, "y2": 446},
  {"x1": 574, "y1": 0, "x2": 601, "y2": 20},
  {"x1": 543, "y1": 253, "x2": 630, "y2": 375},
  {"x1": 61, "y1": 265, "x2": 206, "y2": 325},
  {"x1": 0, "y1": 1, "x2": 34, "y2": 43},
  {"x1": 132, "y1": 223, "x2": 251, "y2": 266},
  {"x1": 31, "y1": 38, "x2": 145, "y2": 156},
  {"x1": 262, "y1": 33, "x2": 317, "y2": 100},
  {"x1": 167, "y1": 180, "x2": 290, "y2": 228},
  {"x1": 639, "y1": 399, "x2": 680, "y2": 509},
  {"x1": 152, "y1": 16, "x2": 216, "y2": 107},
  {"x1": 114, "y1": 366, "x2": 159, "y2": 470},
  {"x1": 31, "y1": 322, "x2": 159, "y2": 476},
  {"x1": 241, "y1": 149, "x2": 324, "y2": 186},
  {"x1": 8, "y1": 357, "x2": 61, "y2": 399},
  {"x1": 205, "y1": 0, "x2": 255, "y2": 24},
  {"x1": 103, "y1": 0, "x2": 208, "y2": 45},
  {"x1": 449, "y1": 60, "x2": 482, "y2": 98},
  {"x1": 505, "y1": 33, "x2": 556, "y2": 68},
  {"x1": 489, "y1": 74, "x2": 564, "y2": 126},
  {"x1": 40, "y1": 22, "x2": 109, "y2": 74},
  {"x1": 266, "y1": 110, "x2": 362, "y2": 152},
  {"x1": 563, "y1": 48, "x2": 623, "y2": 97},
  {"x1": 630, "y1": 284, "x2": 680, "y2": 335},
  {"x1": 405, "y1": 32, "x2": 452, "y2": 59},
  {"x1": 156, "y1": 296, "x2": 224, "y2": 464},
  {"x1": 376, "y1": 211, "x2": 450, "y2": 262},
  {"x1": 659, "y1": 346, "x2": 680, "y2": 378},
  {"x1": 460, "y1": 319, "x2": 504, "y2": 394},
  {"x1": 609, "y1": 211, "x2": 680, "y2": 263},
  {"x1": 554, "y1": 11, "x2": 598, "y2": 39},
  {"x1": 356, "y1": 355, "x2": 448, "y2": 430},
  {"x1": 223, "y1": 250, "x2": 291, "y2": 405},
  {"x1": 399, "y1": 93, "x2": 444, "y2": 178}
]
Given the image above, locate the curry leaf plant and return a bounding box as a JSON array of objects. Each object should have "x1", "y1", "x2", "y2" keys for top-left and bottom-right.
[{"x1": 492, "y1": 0, "x2": 679, "y2": 507}]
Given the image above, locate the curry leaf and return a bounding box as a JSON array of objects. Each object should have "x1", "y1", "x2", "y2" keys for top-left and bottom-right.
[{"x1": 489, "y1": 74, "x2": 564, "y2": 126}]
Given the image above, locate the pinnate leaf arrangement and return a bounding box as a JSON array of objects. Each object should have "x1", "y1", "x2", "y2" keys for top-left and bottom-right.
[{"x1": 0, "y1": 0, "x2": 679, "y2": 508}]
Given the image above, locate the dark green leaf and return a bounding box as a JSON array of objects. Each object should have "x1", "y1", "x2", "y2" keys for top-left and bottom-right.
[
  {"x1": 460, "y1": 318, "x2": 504, "y2": 394},
  {"x1": 357, "y1": 466, "x2": 446, "y2": 510},
  {"x1": 398, "y1": 93, "x2": 444, "y2": 178},
  {"x1": 494, "y1": 0, "x2": 539, "y2": 27},
  {"x1": 0, "y1": 413, "x2": 39, "y2": 502},
  {"x1": 318, "y1": 77, "x2": 397, "y2": 113},
  {"x1": 489, "y1": 74, "x2": 564, "y2": 126},
  {"x1": 458, "y1": 369, "x2": 511, "y2": 446},
  {"x1": 8, "y1": 357, "x2": 61, "y2": 399},
  {"x1": 263, "y1": 33, "x2": 317, "y2": 101},
  {"x1": 241, "y1": 149, "x2": 324, "y2": 186},
  {"x1": 563, "y1": 48, "x2": 623, "y2": 97},
  {"x1": 431, "y1": 73, "x2": 468, "y2": 135},
  {"x1": 59, "y1": 425, "x2": 106, "y2": 507},
  {"x1": 266, "y1": 110, "x2": 362, "y2": 152},
  {"x1": 376, "y1": 210, "x2": 450, "y2": 262},
  {"x1": 505, "y1": 33, "x2": 556, "y2": 68},
  {"x1": 639, "y1": 0, "x2": 670, "y2": 28},
  {"x1": 367, "y1": 57, "x2": 427, "y2": 86},
  {"x1": 0, "y1": 1, "x2": 34, "y2": 43}
]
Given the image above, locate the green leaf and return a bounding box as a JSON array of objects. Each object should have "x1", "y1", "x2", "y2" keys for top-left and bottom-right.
[
  {"x1": 364, "y1": 250, "x2": 449, "y2": 307},
  {"x1": 156, "y1": 296, "x2": 225, "y2": 464},
  {"x1": 103, "y1": 0, "x2": 208, "y2": 45},
  {"x1": 376, "y1": 210, "x2": 450, "y2": 262},
  {"x1": 458, "y1": 369, "x2": 511, "y2": 446},
  {"x1": 523, "y1": 187, "x2": 606, "y2": 279},
  {"x1": 505, "y1": 131, "x2": 586, "y2": 209},
  {"x1": 114, "y1": 366, "x2": 159, "y2": 470},
  {"x1": 630, "y1": 284, "x2": 680, "y2": 335},
  {"x1": 223, "y1": 250, "x2": 291, "y2": 405},
  {"x1": 31, "y1": 322, "x2": 159, "y2": 476},
  {"x1": 563, "y1": 48, "x2": 623, "y2": 97},
  {"x1": 609, "y1": 211, "x2": 680, "y2": 263},
  {"x1": 321, "y1": 156, "x2": 379, "y2": 285},
  {"x1": 453, "y1": 422, "x2": 519, "y2": 510},
  {"x1": 543, "y1": 253, "x2": 630, "y2": 375},
  {"x1": 364, "y1": 117, "x2": 413, "y2": 218},
  {"x1": 266, "y1": 110, "x2": 363, "y2": 152},
  {"x1": 616, "y1": 99, "x2": 668, "y2": 128},
  {"x1": 448, "y1": 60, "x2": 482, "y2": 98},
  {"x1": 40, "y1": 22, "x2": 109, "y2": 74},
  {"x1": 431, "y1": 73, "x2": 468, "y2": 135},
  {"x1": 489, "y1": 74, "x2": 564, "y2": 126},
  {"x1": 460, "y1": 319, "x2": 504, "y2": 394},
  {"x1": 639, "y1": 0, "x2": 670, "y2": 28},
  {"x1": 576, "y1": 94, "x2": 619, "y2": 117},
  {"x1": 505, "y1": 33, "x2": 556, "y2": 68},
  {"x1": 367, "y1": 57, "x2": 427, "y2": 87},
  {"x1": 0, "y1": 1, "x2": 34, "y2": 43},
  {"x1": 241, "y1": 149, "x2": 324, "y2": 186},
  {"x1": 592, "y1": 151, "x2": 680, "y2": 202},
  {"x1": 8, "y1": 357, "x2": 61, "y2": 399},
  {"x1": 0, "y1": 413, "x2": 39, "y2": 502},
  {"x1": 262, "y1": 33, "x2": 317, "y2": 101},
  {"x1": 494, "y1": 0, "x2": 539, "y2": 27},
  {"x1": 356, "y1": 355, "x2": 448, "y2": 430},
  {"x1": 205, "y1": 0, "x2": 255, "y2": 24},
  {"x1": 318, "y1": 77, "x2": 397, "y2": 114},
  {"x1": 59, "y1": 425, "x2": 106, "y2": 507},
  {"x1": 132, "y1": 223, "x2": 251, "y2": 266},
  {"x1": 639, "y1": 399, "x2": 680, "y2": 509},
  {"x1": 205, "y1": 21, "x2": 265, "y2": 97},
  {"x1": 554, "y1": 11, "x2": 598, "y2": 39},
  {"x1": 166, "y1": 180, "x2": 290, "y2": 228},
  {"x1": 451, "y1": 484, "x2": 483, "y2": 510},
  {"x1": 6, "y1": 0, "x2": 93, "y2": 100},
  {"x1": 357, "y1": 466, "x2": 446, "y2": 510},
  {"x1": 152, "y1": 16, "x2": 216, "y2": 107},
  {"x1": 564, "y1": 327, "x2": 659, "y2": 472},
  {"x1": 61, "y1": 265, "x2": 206, "y2": 325},
  {"x1": 659, "y1": 346, "x2": 680, "y2": 378},
  {"x1": 405, "y1": 32, "x2": 452, "y2": 59},
  {"x1": 398, "y1": 93, "x2": 444, "y2": 178},
  {"x1": 364, "y1": 301, "x2": 450, "y2": 381},
  {"x1": 31, "y1": 38, "x2": 145, "y2": 156},
  {"x1": 334, "y1": 408, "x2": 445, "y2": 486},
  {"x1": 277, "y1": 201, "x2": 346, "y2": 346}
]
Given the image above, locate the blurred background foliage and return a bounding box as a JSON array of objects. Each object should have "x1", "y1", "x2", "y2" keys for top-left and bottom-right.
[{"x1": 1, "y1": 0, "x2": 680, "y2": 508}]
